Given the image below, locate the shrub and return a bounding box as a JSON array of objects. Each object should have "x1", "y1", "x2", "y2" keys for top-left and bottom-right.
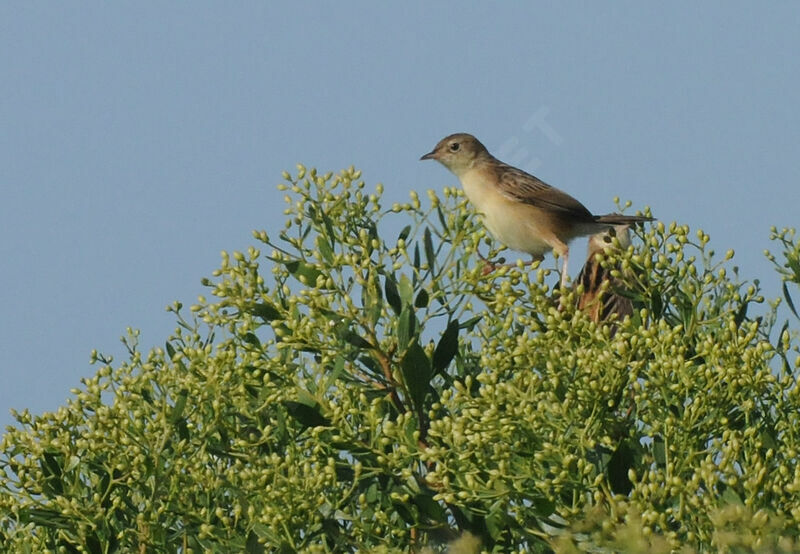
[{"x1": 1, "y1": 166, "x2": 799, "y2": 552}]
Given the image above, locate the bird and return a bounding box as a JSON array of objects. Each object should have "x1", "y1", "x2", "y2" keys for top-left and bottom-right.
[
  {"x1": 420, "y1": 133, "x2": 653, "y2": 290},
  {"x1": 576, "y1": 225, "x2": 634, "y2": 325}
]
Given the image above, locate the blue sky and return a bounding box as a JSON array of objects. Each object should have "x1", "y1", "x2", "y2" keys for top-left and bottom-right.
[{"x1": 2, "y1": 3, "x2": 799, "y2": 430}]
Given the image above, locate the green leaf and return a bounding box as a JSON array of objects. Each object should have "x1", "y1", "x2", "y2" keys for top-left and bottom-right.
[
  {"x1": 436, "y1": 203, "x2": 448, "y2": 231},
  {"x1": 414, "y1": 288, "x2": 429, "y2": 308},
  {"x1": 397, "y1": 307, "x2": 417, "y2": 349},
  {"x1": 398, "y1": 274, "x2": 414, "y2": 306},
  {"x1": 39, "y1": 451, "x2": 64, "y2": 495},
  {"x1": 362, "y1": 276, "x2": 383, "y2": 326},
  {"x1": 721, "y1": 485, "x2": 743, "y2": 506},
  {"x1": 320, "y1": 355, "x2": 346, "y2": 394},
  {"x1": 652, "y1": 436, "x2": 666, "y2": 467},
  {"x1": 169, "y1": 389, "x2": 189, "y2": 423},
  {"x1": 321, "y1": 211, "x2": 337, "y2": 246},
  {"x1": 760, "y1": 428, "x2": 778, "y2": 450},
  {"x1": 486, "y1": 508, "x2": 505, "y2": 540},
  {"x1": 734, "y1": 299, "x2": 749, "y2": 327},
  {"x1": 41, "y1": 451, "x2": 63, "y2": 480},
  {"x1": 414, "y1": 493, "x2": 446, "y2": 522},
  {"x1": 283, "y1": 400, "x2": 330, "y2": 429},
  {"x1": 300, "y1": 224, "x2": 313, "y2": 242},
  {"x1": 358, "y1": 355, "x2": 380, "y2": 376},
  {"x1": 246, "y1": 530, "x2": 267, "y2": 554},
  {"x1": 85, "y1": 534, "x2": 104, "y2": 554},
  {"x1": 384, "y1": 274, "x2": 402, "y2": 315},
  {"x1": 726, "y1": 406, "x2": 746, "y2": 430},
  {"x1": 251, "y1": 523, "x2": 273, "y2": 539},
  {"x1": 175, "y1": 418, "x2": 189, "y2": 441},
  {"x1": 607, "y1": 441, "x2": 636, "y2": 495},
  {"x1": 397, "y1": 225, "x2": 411, "y2": 242},
  {"x1": 400, "y1": 340, "x2": 431, "y2": 410},
  {"x1": 366, "y1": 220, "x2": 379, "y2": 241},
  {"x1": 247, "y1": 301, "x2": 283, "y2": 321},
  {"x1": 650, "y1": 289, "x2": 663, "y2": 317},
  {"x1": 21, "y1": 507, "x2": 70, "y2": 528},
  {"x1": 316, "y1": 235, "x2": 334, "y2": 264},
  {"x1": 532, "y1": 496, "x2": 555, "y2": 518},
  {"x1": 459, "y1": 315, "x2": 483, "y2": 331},
  {"x1": 433, "y1": 318, "x2": 459, "y2": 372},
  {"x1": 783, "y1": 282, "x2": 799, "y2": 319},
  {"x1": 424, "y1": 227, "x2": 436, "y2": 271},
  {"x1": 393, "y1": 498, "x2": 415, "y2": 524},
  {"x1": 285, "y1": 260, "x2": 324, "y2": 287},
  {"x1": 365, "y1": 483, "x2": 379, "y2": 503},
  {"x1": 340, "y1": 329, "x2": 374, "y2": 350}
]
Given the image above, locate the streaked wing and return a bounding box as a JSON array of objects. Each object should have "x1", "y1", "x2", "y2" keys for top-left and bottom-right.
[
  {"x1": 493, "y1": 162, "x2": 594, "y2": 221},
  {"x1": 577, "y1": 246, "x2": 634, "y2": 325}
]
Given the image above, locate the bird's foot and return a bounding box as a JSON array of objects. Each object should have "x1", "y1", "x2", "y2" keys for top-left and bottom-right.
[
  {"x1": 476, "y1": 248, "x2": 505, "y2": 275},
  {"x1": 478, "y1": 253, "x2": 542, "y2": 276}
]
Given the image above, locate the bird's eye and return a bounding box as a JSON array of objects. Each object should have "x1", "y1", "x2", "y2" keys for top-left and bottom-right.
[{"x1": 449, "y1": 142, "x2": 460, "y2": 152}]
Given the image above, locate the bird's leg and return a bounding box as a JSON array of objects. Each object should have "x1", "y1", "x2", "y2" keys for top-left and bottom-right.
[
  {"x1": 477, "y1": 250, "x2": 543, "y2": 276},
  {"x1": 476, "y1": 246, "x2": 513, "y2": 275},
  {"x1": 552, "y1": 244, "x2": 570, "y2": 310},
  {"x1": 547, "y1": 240, "x2": 570, "y2": 292},
  {"x1": 476, "y1": 247, "x2": 497, "y2": 275},
  {"x1": 476, "y1": 247, "x2": 493, "y2": 264}
]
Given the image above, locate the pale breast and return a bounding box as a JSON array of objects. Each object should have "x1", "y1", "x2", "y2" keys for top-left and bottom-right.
[{"x1": 459, "y1": 169, "x2": 556, "y2": 256}]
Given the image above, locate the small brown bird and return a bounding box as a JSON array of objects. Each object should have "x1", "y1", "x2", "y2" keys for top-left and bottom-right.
[
  {"x1": 576, "y1": 225, "x2": 634, "y2": 324},
  {"x1": 421, "y1": 133, "x2": 653, "y2": 289}
]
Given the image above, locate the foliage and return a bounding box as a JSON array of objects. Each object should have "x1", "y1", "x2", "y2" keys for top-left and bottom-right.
[{"x1": 1, "y1": 166, "x2": 800, "y2": 552}]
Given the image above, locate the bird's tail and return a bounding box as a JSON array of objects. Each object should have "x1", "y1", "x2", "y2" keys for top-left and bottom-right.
[{"x1": 594, "y1": 213, "x2": 654, "y2": 225}]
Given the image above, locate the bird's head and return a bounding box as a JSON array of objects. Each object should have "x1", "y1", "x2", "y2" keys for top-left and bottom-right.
[
  {"x1": 587, "y1": 225, "x2": 632, "y2": 258},
  {"x1": 420, "y1": 133, "x2": 490, "y2": 176}
]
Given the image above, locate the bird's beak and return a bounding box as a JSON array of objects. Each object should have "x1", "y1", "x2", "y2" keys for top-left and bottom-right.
[{"x1": 420, "y1": 150, "x2": 437, "y2": 161}]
